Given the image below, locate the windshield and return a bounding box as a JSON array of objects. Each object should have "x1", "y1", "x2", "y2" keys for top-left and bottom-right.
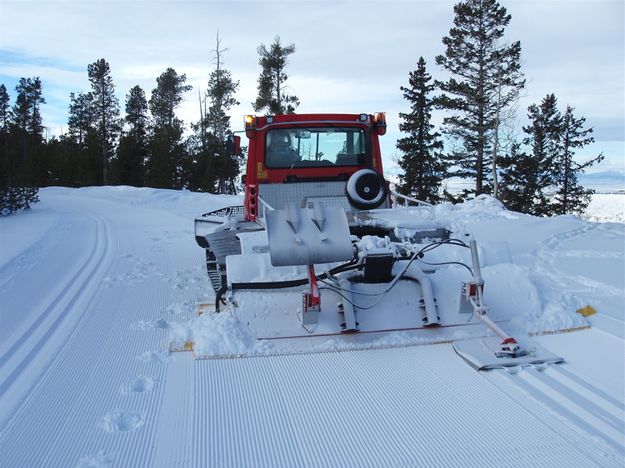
[{"x1": 265, "y1": 127, "x2": 366, "y2": 168}]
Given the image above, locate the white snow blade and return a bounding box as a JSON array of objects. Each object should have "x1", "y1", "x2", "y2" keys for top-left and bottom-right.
[
  {"x1": 452, "y1": 337, "x2": 564, "y2": 371},
  {"x1": 265, "y1": 202, "x2": 353, "y2": 266}
]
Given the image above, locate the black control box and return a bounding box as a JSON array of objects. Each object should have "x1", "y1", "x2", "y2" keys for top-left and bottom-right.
[{"x1": 363, "y1": 253, "x2": 394, "y2": 283}]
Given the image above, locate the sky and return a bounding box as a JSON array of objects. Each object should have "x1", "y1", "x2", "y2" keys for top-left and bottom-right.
[{"x1": 1, "y1": 0, "x2": 623, "y2": 175}]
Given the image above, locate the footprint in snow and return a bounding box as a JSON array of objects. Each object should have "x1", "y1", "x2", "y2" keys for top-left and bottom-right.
[
  {"x1": 75, "y1": 450, "x2": 114, "y2": 468},
  {"x1": 138, "y1": 350, "x2": 173, "y2": 364},
  {"x1": 130, "y1": 318, "x2": 170, "y2": 331},
  {"x1": 122, "y1": 375, "x2": 155, "y2": 394},
  {"x1": 165, "y1": 301, "x2": 196, "y2": 316},
  {"x1": 100, "y1": 410, "x2": 144, "y2": 433}
]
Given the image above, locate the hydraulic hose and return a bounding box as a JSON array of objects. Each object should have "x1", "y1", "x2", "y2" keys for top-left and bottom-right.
[{"x1": 214, "y1": 259, "x2": 360, "y2": 312}]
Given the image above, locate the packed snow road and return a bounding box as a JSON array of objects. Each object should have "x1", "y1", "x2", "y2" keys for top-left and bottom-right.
[{"x1": 0, "y1": 187, "x2": 623, "y2": 467}]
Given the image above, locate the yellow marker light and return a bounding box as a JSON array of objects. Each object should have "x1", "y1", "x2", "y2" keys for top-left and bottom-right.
[
  {"x1": 374, "y1": 112, "x2": 387, "y2": 135},
  {"x1": 576, "y1": 305, "x2": 597, "y2": 317},
  {"x1": 244, "y1": 115, "x2": 255, "y2": 128}
]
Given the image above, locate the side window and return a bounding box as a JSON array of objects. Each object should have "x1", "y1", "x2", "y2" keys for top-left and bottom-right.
[
  {"x1": 266, "y1": 130, "x2": 299, "y2": 168},
  {"x1": 335, "y1": 130, "x2": 365, "y2": 166}
]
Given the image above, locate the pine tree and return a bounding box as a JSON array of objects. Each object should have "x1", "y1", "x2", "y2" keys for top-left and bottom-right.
[
  {"x1": 499, "y1": 94, "x2": 561, "y2": 215},
  {"x1": 29, "y1": 78, "x2": 45, "y2": 139},
  {"x1": 42, "y1": 136, "x2": 68, "y2": 186},
  {"x1": 435, "y1": 0, "x2": 524, "y2": 198},
  {"x1": 11, "y1": 81, "x2": 29, "y2": 134},
  {"x1": 68, "y1": 92, "x2": 94, "y2": 147},
  {"x1": 67, "y1": 91, "x2": 99, "y2": 186},
  {"x1": 116, "y1": 85, "x2": 148, "y2": 186},
  {"x1": 12, "y1": 77, "x2": 46, "y2": 139},
  {"x1": 205, "y1": 35, "x2": 241, "y2": 193},
  {"x1": 87, "y1": 58, "x2": 120, "y2": 184},
  {"x1": 552, "y1": 105, "x2": 603, "y2": 215},
  {"x1": 186, "y1": 35, "x2": 244, "y2": 194},
  {"x1": 253, "y1": 36, "x2": 299, "y2": 114},
  {"x1": 146, "y1": 68, "x2": 192, "y2": 189},
  {"x1": 13, "y1": 78, "x2": 45, "y2": 189},
  {"x1": 0, "y1": 84, "x2": 10, "y2": 214},
  {"x1": 396, "y1": 57, "x2": 446, "y2": 204},
  {"x1": 125, "y1": 85, "x2": 149, "y2": 130},
  {"x1": 525, "y1": 94, "x2": 560, "y2": 213},
  {"x1": 499, "y1": 95, "x2": 603, "y2": 216},
  {"x1": 0, "y1": 84, "x2": 11, "y2": 132},
  {"x1": 4, "y1": 77, "x2": 44, "y2": 212},
  {"x1": 149, "y1": 68, "x2": 191, "y2": 129},
  {"x1": 498, "y1": 143, "x2": 545, "y2": 214}
]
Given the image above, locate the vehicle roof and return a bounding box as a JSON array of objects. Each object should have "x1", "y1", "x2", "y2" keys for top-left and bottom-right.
[{"x1": 254, "y1": 113, "x2": 372, "y2": 125}]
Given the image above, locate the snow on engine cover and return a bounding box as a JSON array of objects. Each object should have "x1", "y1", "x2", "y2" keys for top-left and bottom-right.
[{"x1": 266, "y1": 202, "x2": 353, "y2": 266}]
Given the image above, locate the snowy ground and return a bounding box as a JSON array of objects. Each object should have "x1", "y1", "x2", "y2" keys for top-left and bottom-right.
[
  {"x1": 0, "y1": 186, "x2": 623, "y2": 467},
  {"x1": 585, "y1": 193, "x2": 625, "y2": 223}
]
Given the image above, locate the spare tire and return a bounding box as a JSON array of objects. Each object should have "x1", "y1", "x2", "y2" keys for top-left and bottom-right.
[{"x1": 346, "y1": 169, "x2": 388, "y2": 210}]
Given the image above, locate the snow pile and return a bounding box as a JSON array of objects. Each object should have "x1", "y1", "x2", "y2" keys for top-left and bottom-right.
[
  {"x1": 170, "y1": 312, "x2": 275, "y2": 356},
  {"x1": 435, "y1": 194, "x2": 519, "y2": 221}
]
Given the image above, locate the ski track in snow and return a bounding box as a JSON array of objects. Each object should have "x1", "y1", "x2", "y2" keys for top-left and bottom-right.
[
  {"x1": 0, "y1": 214, "x2": 117, "y2": 423},
  {"x1": 0, "y1": 187, "x2": 623, "y2": 467}
]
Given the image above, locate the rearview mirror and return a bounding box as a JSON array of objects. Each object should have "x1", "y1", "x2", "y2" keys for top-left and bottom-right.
[{"x1": 226, "y1": 135, "x2": 242, "y2": 156}]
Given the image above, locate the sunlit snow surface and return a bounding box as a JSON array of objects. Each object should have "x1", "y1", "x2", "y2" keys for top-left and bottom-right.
[
  {"x1": 585, "y1": 193, "x2": 625, "y2": 223},
  {"x1": 0, "y1": 186, "x2": 623, "y2": 467}
]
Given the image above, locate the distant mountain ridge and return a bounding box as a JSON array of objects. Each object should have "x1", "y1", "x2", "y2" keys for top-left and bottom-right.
[
  {"x1": 579, "y1": 170, "x2": 625, "y2": 193},
  {"x1": 581, "y1": 170, "x2": 625, "y2": 180}
]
